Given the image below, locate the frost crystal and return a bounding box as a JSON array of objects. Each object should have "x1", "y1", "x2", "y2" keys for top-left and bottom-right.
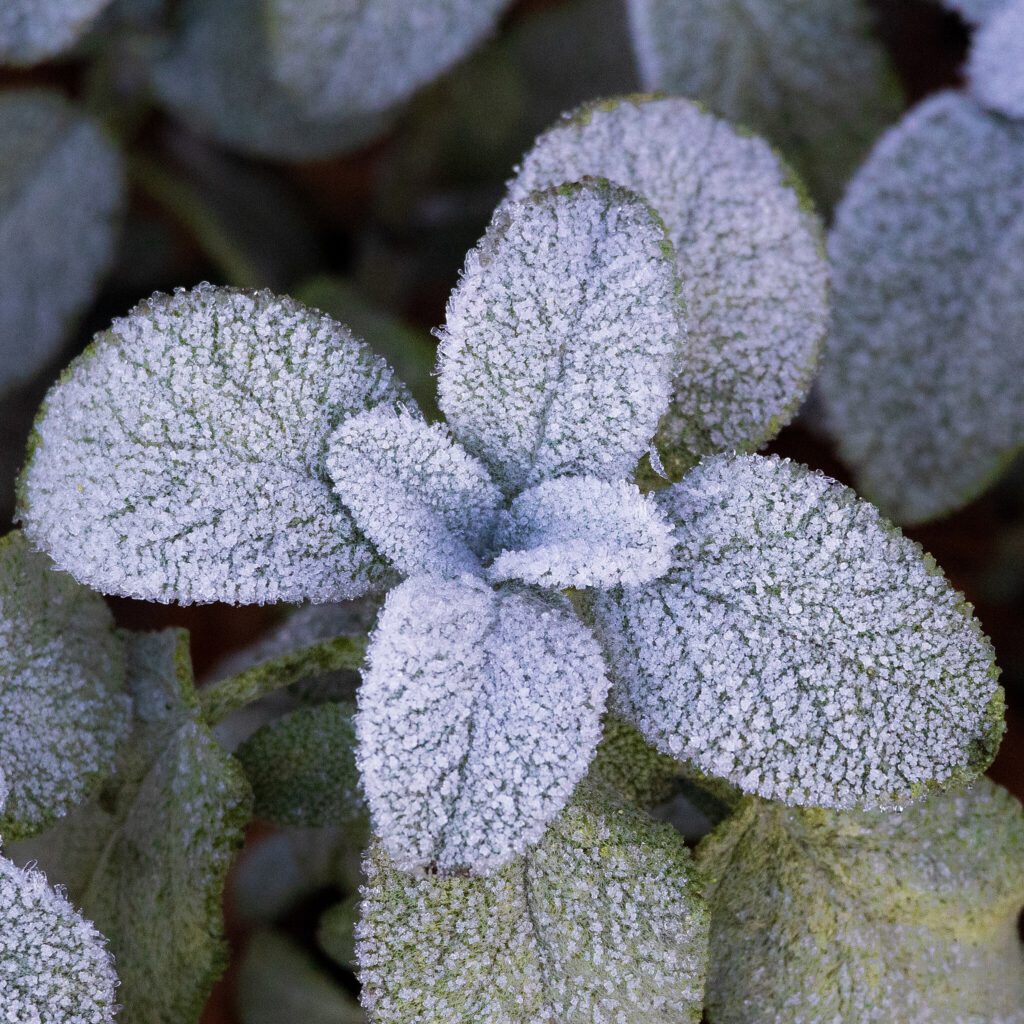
[
  {"x1": 593, "y1": 454, "x2": 1003, "y2": 810},
  {"x1": 0, "y1": 532, "x2": 130, "y2": 839},
  {"x1": 20, "y1": 284, "x2": 407, "y2": 605},
  {"x1": 822, "y1": 92, "x2": 1024, "y2": 524},
  {"x1": 0, "y1": 90, "x2": 124, "y2": 395},
  {"x1": 510, "y1": 97, "x2": 827, "y2": 471},
  {"x1": 327, "y1": 407, "x2": 502, "y2": 578},
  {"x1": 488, "y1": 476, "x2": 674, "y2": 589},
  {"x1": 358, "y1": 789, "x2": 709, "y2": 1023},
  {"x1": 698, "y1": 781, "x2": 1024, "y2": 1023},
  {"x1": 968, "y1": 0, "x2": 1024, "y2": 119},
  {"x1": 437, "y1": 180, "x2": 683, "y2": 493},
  {"x1": 0, "y1": 0, "x2": 114, "y2": 64},
  {"x1": 357, "y1": 574, "x2": 610, "y2": 872}
]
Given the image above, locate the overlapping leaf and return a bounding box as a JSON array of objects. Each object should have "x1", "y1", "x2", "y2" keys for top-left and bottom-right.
[
  {"x1": 0, "y1": 0, "x2": 114, "y2": 64},
  {"x1": 968, "y1": 0, "x2": 1024, "y2": 119},
  {"x1": 19, "y1": 284, "x2": 407, "y2": 604},
  {"x1": 509, "y1": 96, "x2": 828, "y2": 474},
  {"x1": 594, "y1": 454, "x2": 1004, "y2": 810}
]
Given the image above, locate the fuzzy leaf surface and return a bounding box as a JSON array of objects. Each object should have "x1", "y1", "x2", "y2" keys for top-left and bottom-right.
[
  {"x1": 0, "y1": 0, "x2": 114, "y2": 64},
  {"x1": 968, "y1": 0, "x2": 1024, "y2": 118}
]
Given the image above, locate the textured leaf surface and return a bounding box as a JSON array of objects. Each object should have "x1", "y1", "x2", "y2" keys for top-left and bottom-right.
[
  {"x1": 589, "y1": 715, "x2": 683, "y2": 808},
  {"x1": 437, "y1": 180, "x2": 683, "y2": 493},
  {"x1": 0, "y1": 532, "x2": 129, "y2": 839},
  {"x1": 20, "y1": 284, "x2": 405, "y2": 605},
  {"x1": 328, "y1": 407, "x2": 502, "y2": 577},
  {"x1": 359, "y1": 789, "x2": 708, "y2": 1024},
  {"x1": 266, "y1": 0, "x2": 514, "y2": 119},
  {"x1": 0, "y1": 854, "x2": 118, "y2": 1024},
  {"x1": 10, "y1": 630, "x2": 252, "y2": 1024},
  {"x1": 698, "y1": 781, "x2": 1024, "y2": 1024},
  {"x1": 358, "y1": 574, "x2": 610, "y2": 872},
  {"x1": 488, "y1": 476, "x2": 674, "y2": 589},
  {"x1": 626, "y1": 0, "x2": 901, "y2": 206},
  {"x1": 0, "y1": 0, "x2": 114, "y2": 64},
  {"x1": 968, "y1": 0, "x2": 1024, "y2": 118},
  {"x1": 594, "y1": 454, "x2": 1003, "y2": 810},
  {"x1": 822, "y1": 92, "x2": 1024, "y2": 524},
  {"x1": 0, "y1": 90, "x2": 123, "y2": 394},
  {"x1": 510, "y1": 97, "x2": 827, "y2": 472}
]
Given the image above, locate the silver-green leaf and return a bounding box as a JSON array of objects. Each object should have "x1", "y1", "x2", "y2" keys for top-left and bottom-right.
[{"x1": 0, "y1": 0, "x2": 115, "y2": 65}]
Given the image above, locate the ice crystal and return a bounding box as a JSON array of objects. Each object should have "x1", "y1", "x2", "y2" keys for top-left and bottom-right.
[
  {"x1": 327, "y1": 406, "x2": 502, "y2": 578},
  {"x1": 509, "y1": 96, "x2": 827, "y2": 471},
  {"x1": 968, "y1": 0, "x2": 1024, "y2": 119},
  {"x1": 0, "y1": 532, "x2": 129, "y2": 840},
  {"x1": 0, "y1": 854, "x2": 118, "y2": 1024},
  {"x1": 593, "y1": 454, "x2": 1003, "y2": 810},
  {"x1": 0, "y1": 89, "x2": 123, "y2": 394},
  {"x1": 488, "y1": 475, "x2": 674, "y2": 589},
  {"x1": 358, "y1": 789, "x2": 709, "y2": 1023},
  {"x1": 19, "y1": 283, "x2": 406, "y2": 605},
  {"x1": 0, "y1": 0, "x2": 114, "y2": 64},
  {"x1": 357, "y1": 574, "x2": 610, "y2": 873},
  {"x1": 822, "y1": 92, "x2": 1024, "y2": 524},
  {"x1": 437, "y1": 179, "x2": 683, "y2": 494},
  {"x1": 698, "y1": 780, "x2": 1024, "y2": 1023}
]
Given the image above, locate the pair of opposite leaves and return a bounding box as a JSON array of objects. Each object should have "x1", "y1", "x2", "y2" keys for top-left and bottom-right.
[{"x1": 16, "y1": 96, "x2": 1001, "y2": 881}]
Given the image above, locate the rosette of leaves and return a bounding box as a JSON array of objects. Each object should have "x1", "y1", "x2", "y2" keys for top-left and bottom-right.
[{"x1": 0, "y1": 0, "x2": 114, "y2": 65}]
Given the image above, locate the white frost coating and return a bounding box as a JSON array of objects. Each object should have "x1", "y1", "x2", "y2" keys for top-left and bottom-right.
[
  {"x1": 969, "y1": 0, "x2": 1024, "y2": 119},
  {"x1": 510, "y1": 97, "x2": 827, "y2": 467},
  {"x1": 0, "y1": 90, "x2": 124, "y2": 394},
  {"x1": 266, "y1": 0, "x2": 514, "y2": 119},
  {"x1": 20, "y1": 284, "x2": 406, "y2": 605},
  {"x1": 327, "y1": 406, "x2": 502, "y2": 578},
  {"x1": 357, "y1": 575, "x2": 610, "y2": 872},
  {"x1": 822, "y1": 92, "x2": 1024, "y2": 524},
  {"x1": 593, "y1": 454, "x2": 1002, "y2": 810},
  {"x1": 437, "y1": 180, "x2": 683, "y2": 493},
  {"x1": 488, "y1": 476, "x2": 674, "y2": 589},
  {"x1": 0, "y1": 855, "x2": 118, "y2": 1023},
  {"x1": 0, "y1": 0, "x2": 114, "y2": 64},
  {"x1": 358, "y1": 792, "x2": 709, "y2": 1024},
  {"x1": 0, "y1": 532, "x2": 130, "y2": 839}
]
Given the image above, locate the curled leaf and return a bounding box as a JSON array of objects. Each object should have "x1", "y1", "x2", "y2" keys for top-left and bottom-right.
[
  {"x1": 968, "y1": 0, "x2": 1024, "y2": 119},
  {"x1": 0, "y1": 0, "x2": 114, "y2": 64}
]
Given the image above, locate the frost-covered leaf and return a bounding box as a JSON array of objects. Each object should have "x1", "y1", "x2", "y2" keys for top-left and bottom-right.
[
  {"x1": 488, "y1": 476, "x2": 674, "y2": 589},
  {"x1": 822, "y1": 92, "x2": 1024, "y2": 524},
  {"x1": 589, "y1": 715, "x2": 683, "y2": 808},
  {"x1": 327, "y1": 407, "x2": 502, "y2": 578},
  {"x1": 9, "y1": 629, "x2": 252, "y2": 1024},
  {"x1": 358, "y1": 788, "x2": 709, "y2": 1024},
  {"x1": 20, "y1": 283, "x2": 406, "y2": 605},
  {"x1": 626, "y1": 0, "x2": 901, "y2": 207},
  {"x1": 510, "y1": 97, "x2": 828, "y2": 473},
  {"x1": 943, "y1": 0, "x2": 1010, "y2": 25},
  {"x1": 437, "y1": 179, "x2": 684, "y2": 493},
  {"x1": 0, "y1": 854, "x2": 118, "y2": 1024},
  {"x1": 968, "y1": 0, "x2": 1024, "y2": 119},
  {"x1": 0, "y1": 531, "x2": 129, "y2": 840},
  {"x1": 593, "y1": 454, "x2": 1004, "y2": 810},
  {"x1": 0, "y1": 0, "x2": 114, "y2": 64},
  {"x1": 265, "y1": 0, "x2": 514, "y2": 120},
  {"x1": 358, "y1": 573, "x2": 610, "y2": 872},
  {"x1": 0, "y1": 90, "x2": 123, "y2": 394},
  {"x1": 697, "y1": 780, "x2": 1024, "y2": 1023}
]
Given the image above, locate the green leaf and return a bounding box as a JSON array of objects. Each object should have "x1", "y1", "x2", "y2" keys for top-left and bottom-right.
[
  {"x1": 358, "y1": 788, "x2": 709, "y2": 1023},
  {"x1": 318, "y1": 893, "x2": 360, "y2": 968},
  {"x1": 0, "y1": 531, "x2": 130, "y2": 839},
  {"x1": 697, "y1": 780, "x2": 1024, "y2": 1023},
  {"x1": 20, "y1": 284, "x2": 408, "y2": 605},
  {"x1": 588, "y1": 714, "x2": 683, "y2": 808},
  {"x1": 10, "y1": 629, "x2": 252, "y2": 1024},
  {"x1": 0, "y1": 0, "x2": 115, "y2": 64},
  {"x1": 0, "y1": 89, "x2": 123, "y2": 395}
]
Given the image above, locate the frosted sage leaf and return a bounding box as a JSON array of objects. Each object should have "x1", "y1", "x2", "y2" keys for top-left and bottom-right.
[
  {"x1": 0, "y1": 854, "x2": 118, "y2": 1024},
  {"x1": 0, "y1": 90, "x2": 123, "y2": 394},
  {"x1": 0, "y1": 532, "x2": 129, "y2": 840},
  {"x1": 8, "y1": 629, "x2": 251, "y2": 1024},
  {"x1": 968, "y1": 0, "x2": 1024, "y2": 119},
  {"x1": 698, "y1": 781, "x2": 1024, "y2": 1023},
  {"x1": 488, "y1": 476, "x2": 674, "y2": 589},
  {"x1": 358, "y1": 789, "x2": 709, "y2": 1024},
  {"x1": 265, "y1": 0, "x2": 514, "y2": 120},
  {"x1": 327, "y1": 407, "x2": 502, "y2": 578},
  {"x1": 510, "y1": 97, "x2": 828, "y2": 474},
  {"x1": 20, "y1": 283, "x2": 406, "y2": 605},
  {"x1": 593, "y1": 454, "x2": 1003, "y2": 810},
  {"x1": 437, "y1": 179, "x2": 684, "y2": 494},
  {"x1": 358, "y1": 573, "x2": 610, "y2": 872},
  {"x1": 0, "y1": 0, "x2": 114, "y2": 64},
  {"x1": 626, "y1": 0, "x2": 901, "y2": 207},
  {"x1": 822, "y1": 92, "x2": 1024, "y2": 524}
]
